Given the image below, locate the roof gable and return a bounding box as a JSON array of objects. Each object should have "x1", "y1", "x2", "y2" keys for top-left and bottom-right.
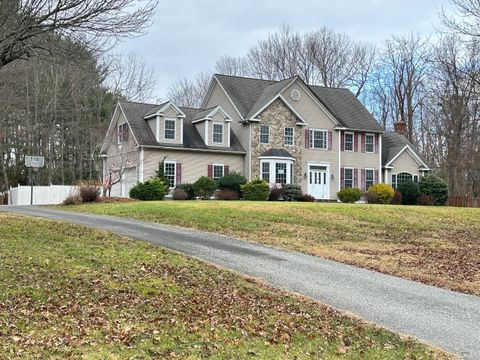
[
  {"x1": 104, "y1": 100, "x2": 245, "y2": 154},
  {"x1": 382, "y1": 132, "x2": 430, "y2": 169},
  {"x1": 308, "y1": 85, "x2": 384, "y2": 132}
]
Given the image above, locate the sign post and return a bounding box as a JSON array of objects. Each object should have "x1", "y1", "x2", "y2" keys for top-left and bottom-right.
[{"x1": 25, "y1": 156, "x2": 45, "y2": 205}]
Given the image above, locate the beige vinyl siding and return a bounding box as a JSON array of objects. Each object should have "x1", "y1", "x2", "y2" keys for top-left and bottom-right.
[
  {"x1": 159, "y1": 117, "x2": 182, "y2": 143},
  {"x1": 104, "y1": 110, "x2": 139, "y2": 183},
  {"x1": 280, "y1": 82, "x2": 340, "y2": 199},
  {"x1": 208, "y1": 111, "x2": 229, "y2": 146},
  {"x1": 143, "y1": 149, "x2": 244, "y2": 185},
  {"x1": 195, "y1": 121, "x2": 206, "y2": 143},
  {"x1": 147, "y1": 118, "x2": 156, "y2": 136},
  {"x1": 203, "y1": 81, "x2": 251, "y2": 177},
  {"x1": 390, "y1": 150, "x2": 422, "y2": 175}
]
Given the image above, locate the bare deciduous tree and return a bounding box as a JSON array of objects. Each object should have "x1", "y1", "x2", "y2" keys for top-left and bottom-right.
[
  {"x1": 215, "y1": 55, "x2": 249, "y2": 77},
  {"x1": 105, "y1": 53, "x2": 156, "y2": 102},
  {"x1": 379, "y1": 34, "x2": 431, "y2": 141},
  {"x1": 166, "y1": 71, "x2": 211, "y2": 108},
  {"x1": 0, "y1": 0, "x2": 158, "y2": 69},
  {"x1": 441, "y1": 0, "x2": 480, "y2": 37}
]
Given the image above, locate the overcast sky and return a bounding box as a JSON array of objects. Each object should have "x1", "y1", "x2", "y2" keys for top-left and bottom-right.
[{"x1": 117, "y1": 0, "x2": 452, "y2": 100}]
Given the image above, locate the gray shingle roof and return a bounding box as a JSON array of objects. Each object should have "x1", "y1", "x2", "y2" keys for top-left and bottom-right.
[
  {"x1": 259, "y1": 149, "x2": 294, "y2": 158},
  {"x1": 215, "y1": 74, "x2": 383, "y2": 132},
  {"x1": 382, "y1": 131, "x2": 422, "y2": 166},
  {"x1": 245, "y1": 77, "x2": 297, "y2": 119},
  {"x1": 308, "y1": 85, "x2": 384, "y2": 132},
  {"x1": 110, "y1": 100, "x2": 245, "y2": 153},
  {"x1": 215, "y1": 74, "x2": 276, "y2": 118},
  {"x1": 190, "y1": 106, "x2": 217, "y2": 122}
]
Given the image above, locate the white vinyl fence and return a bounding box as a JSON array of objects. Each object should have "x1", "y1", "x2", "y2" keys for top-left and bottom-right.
[{"x1": 8, "y1": 185, "x2": 78, "y2": 205}]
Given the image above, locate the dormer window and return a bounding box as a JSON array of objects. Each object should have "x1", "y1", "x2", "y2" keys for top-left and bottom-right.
[
  {"x1": 164, "y1": 119, "x2": 175, "y2": 140},
  {"x1": 117, "y1": 122, "x2": 129, "y2": 144},
  {"x1": 213, "y1": 123, "x2": 223, "y2": 144}
]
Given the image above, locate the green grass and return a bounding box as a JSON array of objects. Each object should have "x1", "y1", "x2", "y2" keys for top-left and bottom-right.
[
  {"x1": 0, "y1": 213, "x2": 449, "y2": 359},
  {"x1": 63, "y1": 201, "x2": 480, "y2": 296}
]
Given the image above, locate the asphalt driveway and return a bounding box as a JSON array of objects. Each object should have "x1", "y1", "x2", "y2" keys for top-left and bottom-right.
[{"x1": 1, "y1": 205, "x2": 479, "y2": 359}]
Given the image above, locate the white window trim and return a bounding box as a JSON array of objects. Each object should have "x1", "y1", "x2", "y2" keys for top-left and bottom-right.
[
  {"x1": 344, "y1": 166, "x2": 354, "y2": 188},
  {"x1": 164, "y1": 118, "x2": 176, "y2": 141},
  {"x1": 284, "y1": 127, "x2": 294, "y2": 146},
  {"x1": 117, "y1": 122, "x2": 128, "y2": 144},
  {"x1": 164, "y1": 160, "x2": 177, "y2": 189},
  {"x1": 212, "y1": 163, "x2": 224, "y2": 179},
  {"x1": 260, "y1": 124, "x2": 270, "y2": 144},
  {"x1": 212, "y1": 122, "x2": 224, "y2": 144},
  {"x1": 309, "y1": 128, "x2": 328, "y2": 150},
  {"x1": 365, "y1": 133, "x2": 375, "y2": 153},
  {"x1": 259, "y1": 158, "x2": 294, "y2": 185},
  {"x1": 392, "y1": 171, "x2": 416, "y2": 188},
  {"x1": 364, "y1": 168, "x2": 375, "y2": 190},
  {"x1": 344, "y1": 132, "x2": 354, "y2": 152}
]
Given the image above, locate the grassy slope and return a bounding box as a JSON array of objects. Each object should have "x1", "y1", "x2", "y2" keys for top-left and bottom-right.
[
  {"x1": 66, "y1": 201, "x2": 480, "y2": 296},
  {"x1": 0, "y1": 213, "x2": 449, "y2": 359}
]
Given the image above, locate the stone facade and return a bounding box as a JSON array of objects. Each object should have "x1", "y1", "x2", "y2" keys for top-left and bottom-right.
[{"x1": 251, "y1": 99, "x2": 304, "y2": 183}]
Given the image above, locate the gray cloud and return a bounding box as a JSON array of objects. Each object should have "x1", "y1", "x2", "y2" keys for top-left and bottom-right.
[{"x1": 116, "y1": 0, "x2": 450, "y2": 100}]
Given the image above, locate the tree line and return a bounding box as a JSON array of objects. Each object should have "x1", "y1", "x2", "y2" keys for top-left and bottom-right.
[
  {"x1": 0, "y1": 0, "x2": 158, "y2": 191},
  {"x1": 167, "y1": 1, "x2": 480, "y2": 198}
]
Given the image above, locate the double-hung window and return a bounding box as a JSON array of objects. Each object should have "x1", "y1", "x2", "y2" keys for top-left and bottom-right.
[
  {"x1": 365, "y1": 169, "x2": 374, "y2": 190},
  {"x1": 344, "y1": 168, "x2": 354, "y2": 189},
  {"x1": 164, "y1": 161, "x2": 176, "y2": 188},
  {"x1": 310, "y1": 129, "x2": 327, "y2": 149},
  {"x1": 213, "y1": 164, "x2": 224, "y2": 180},
  {"x1": 261, "y1": 162, "x2": 270, "y2": 182},
  {"x1": 117, "y1": 123, "x2": 129, "y2": 144},
  {"x1": 164, "y1": 119, "x2": 175, "y2": 140},
  {"x1": 365, "y1": 134, "x2": 374, "y2": 153},
  {"x1": 260, "y1": 125, "x2": 269, "y2": 144},
  {"x1": 284, "y1": 127, "x2": 294, "y2": 146},
  {"x1": 344, "y1": 132, "x2": 354, "y2": 151},
  {"x1": 275, "y1": 163, "x2": 287, "y2": 184},
  {"x1": 213, "y1": 123, "x2": 223, "y2": 144}
]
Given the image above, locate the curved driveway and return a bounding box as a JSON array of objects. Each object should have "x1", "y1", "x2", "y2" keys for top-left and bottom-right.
[{"x1": 1, "y1": 206, "x2": 479, "y2": 359}]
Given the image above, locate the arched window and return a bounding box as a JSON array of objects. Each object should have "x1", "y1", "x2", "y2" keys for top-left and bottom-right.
[{"x1": 392, "y1": 172, "x2": 414, "y2": 188}]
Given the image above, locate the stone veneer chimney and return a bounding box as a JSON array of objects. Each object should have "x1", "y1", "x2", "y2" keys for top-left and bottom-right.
[{"x1": 394, "y1": 121, "x2": 407, "y2": 136}]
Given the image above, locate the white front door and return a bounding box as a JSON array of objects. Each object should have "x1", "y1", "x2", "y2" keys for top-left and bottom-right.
[{"x1": 308, "y1": 165, "x2": 329, "y2": 199}]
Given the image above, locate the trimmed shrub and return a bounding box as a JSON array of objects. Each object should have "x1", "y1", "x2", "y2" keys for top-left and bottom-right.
[
  {"x1": 216, "y1": 189, "x2": 240, "y2": 200},
  {"x1": 79, "y1": 182, "x2": 100, "y2": 203},
  {"x1": 417, "y1": 194, "x2": 435, "y2": 206},
  {"x1": 365, "y1": 191, "x2": 379, "y2": 204},
  {"x1": 241, "y1": 179, "x2": 270, "y2": 201},
  {"x1": 175, "y1": 183, "x2": 195, "y2": 200},
  {"x1": 397, "y1": 181, "x2": 420, "y2": 205},
  {"x1": 391, "y1": 190, "x2": 403, "y2": 205},
  {"x1": 172, "y1": 188, "x2": 188, "y2": 200},
  {"x1": 283, "y1": 184, "x2": 302, "y2": 201},
  {"x1": 193, "y1": 176, "x2": 216, "y2": 200},
  {"x1": 368, "y1": 183, "x2": 394, "y2": 204},
  {"x1": 297, "y1": 194, "x2": 315, "y2": 202},
  {"x1": 419, "y1": 175, "x2": 449, "y2": 206},
  {"x1": 63, "y1": 194, "x2": 81, "y2": 205},
  {"x1": 268, "y1": 185, "x2": 285, "y2": 201},
  {"x1": 216, "y1": 171, "x2": 247, "y2": 193},
  {"x1": 337, "y1": 188, "x2": 363, "y2": 203},
  {"x1": 129, "y1": 179, "x2": 168, "y2": 201}
]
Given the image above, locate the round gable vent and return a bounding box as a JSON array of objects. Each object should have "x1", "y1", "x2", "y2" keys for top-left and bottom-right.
[{"x1": 290, "y1": 89, "x2": 301, "y2": 101}]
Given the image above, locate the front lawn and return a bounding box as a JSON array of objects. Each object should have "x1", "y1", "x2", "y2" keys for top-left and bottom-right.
[
  {"x1": 0, "y1": 213, "x2": 447, "y2": 359},
  {"x1": 65, "y1": 201, "x2": 480, "y2": 296}
]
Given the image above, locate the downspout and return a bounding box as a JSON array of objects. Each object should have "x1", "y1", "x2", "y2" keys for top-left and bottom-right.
[{"x1": 139, "y1": 147, "x2": 144, "y2": 183}]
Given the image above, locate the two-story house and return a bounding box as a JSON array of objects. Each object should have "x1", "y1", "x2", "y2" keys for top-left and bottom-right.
[{"x1": 101, "y1": 74, "x2": 431, "y2": 199}]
